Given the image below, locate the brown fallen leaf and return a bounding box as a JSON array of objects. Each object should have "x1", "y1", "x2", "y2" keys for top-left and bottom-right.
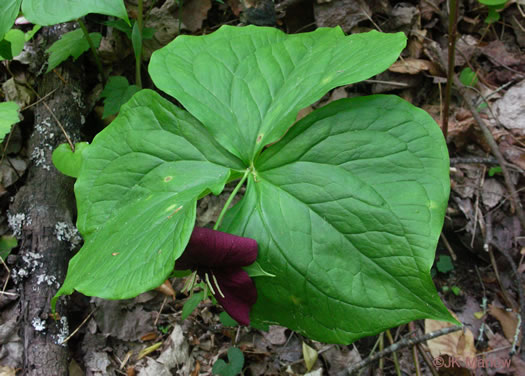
[
  {"x1": 313, "y1": 0, "x2": 370, "y2": 33},
  {"x1": 388, "y1": 58, "x2": 435, "y2": 75},
  {"x1": 155, "y1": 279, "x2": 175, "y2": 299},
  {"x1": 488, "y1": 305, "x2": 521, "y2": 345},
  {"x1": 182, "y1": 0, "x2": 212, "y2": 32},
  {"x1": 425, "y1": 313, "x2": 476, "y2": 365}
]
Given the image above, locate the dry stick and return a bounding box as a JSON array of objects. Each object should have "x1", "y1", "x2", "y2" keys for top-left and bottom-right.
[
  {"x1": 23, "y1": 84, "x2": 76, "y2": 151},
  {"x1": 440, "y1": 233, "x2": 457, "y2": 261},
  {"x1": 346, "y1": 326, "x2": 463, "y2": 375},
  {"x1": 442, "y1": 0, "x2": 459, "y2": 139},
  {"x1": 450, "y1": 156, "x2": 498, "y2": 165},
  {"x1": 408, "y1": 322, "x2": 422, "y2": 376},
  {"x1": 60, "y1": 307, "x2": 97, "y2": 344},
  {"x1": 416, "y1": 344, "x2": 439, "y2": 376},
  {"x1": 41, "y1": 100, "x2": 75, "y2": 152}
]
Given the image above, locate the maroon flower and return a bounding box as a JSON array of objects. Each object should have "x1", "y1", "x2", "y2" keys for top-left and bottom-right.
[{"x1": 175, "y1": 227, "x2": 258, "y2": 325}]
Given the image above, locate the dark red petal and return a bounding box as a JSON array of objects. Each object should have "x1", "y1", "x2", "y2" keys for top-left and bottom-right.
[
  {"x1": 212, "y1": 268, "x2": 257, "y2": 326},
  {"x1": 176, "y1": 227, "x2": 257, "y2": 269}
]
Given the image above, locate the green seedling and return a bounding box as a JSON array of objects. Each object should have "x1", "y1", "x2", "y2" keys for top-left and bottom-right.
[
  {"x1": 212, "y1": 347, "x2": 244, "y2": 376},
  {"x1": 459, "y1": 67, "x2": 478, "y2": 87},
  {"x1": 436, "y1": 255, "x2": 454, "y2": 274},
  {"x1": 477, "y1": 0, "x2": 508, "y2": 24}
]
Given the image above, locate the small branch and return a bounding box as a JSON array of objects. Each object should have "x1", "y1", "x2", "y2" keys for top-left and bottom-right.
[
  {"x1": 440, "y1": 233, "x2": 457, "y2": 261},
  {"x1": 450, "y1": 156, "x2": 499, "y2": 165},
  {"x1": 77, "y1": 19, "x2": 105, "y2": 84},
  {"x1": 442, "y1": 0, "x2": 459, "y2": 139},
  {"x1": 59, "y1": 307, "x2": 97, "y2": 345},
  {"x1": 408, "y1": 322, "x2": 422, "y2": 376},
  {"x1": 22, "y1": 84, "x2": 75, "y2": 151},
  {"x1": 346, "y1": 326, "x2": 463, "y2": 375}
]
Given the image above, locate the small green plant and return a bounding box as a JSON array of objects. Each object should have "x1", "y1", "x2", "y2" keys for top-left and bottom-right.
[
  {"x1": 442, "y1": 285, "x2": 461, "y2": 296},
  {"x1": 52, "y1": 26, "x2": 456, "y2": 344},
  {"x1": 459, "y1": 67, "x2": 478, "y2": 87},
  {"x1": 212, "y1": 347, "x2": 244, "y2": 376},
  {"x1": 477, "y1": 0, "x2": 508, "y2": 24},
  {"x1": 436, "y1": 255, "x2": 454, "y2": 274},
  {"x1": 488, "y1": 166, "x2": 502, "y2": 176}
]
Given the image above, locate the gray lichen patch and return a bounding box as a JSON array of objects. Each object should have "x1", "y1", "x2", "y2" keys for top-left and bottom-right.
[
  {"x1": 7, "y1": 212, "x2": 30, "y2": 237},
  {"x1": 55, "y1": 221, "x2": 82, "y2": 250},
  {"x1": 36, "y1": 273, "x2": 58, "y2": 287},
  {"x1": 30, "y1": 147, "x2": 51, "y2": 170},
  {"x1": 54, "y1": 316, "x2": 69, "y2": 346},
  {"x1": 31, "y1": 317, "x2": 46, "y2": 332}
]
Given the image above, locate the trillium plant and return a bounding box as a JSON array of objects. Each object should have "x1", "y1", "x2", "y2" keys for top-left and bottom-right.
[{"x1": 52, "y1": 25, "x2": 457, "y2": 344}]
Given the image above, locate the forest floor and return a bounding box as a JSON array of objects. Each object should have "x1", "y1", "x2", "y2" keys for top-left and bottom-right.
[{"x1": 1, "y1": 0, "x2": 525, "y2": 375}]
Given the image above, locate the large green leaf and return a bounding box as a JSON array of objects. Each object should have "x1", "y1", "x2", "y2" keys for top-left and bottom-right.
[
  {"x1": 0, "y1": 101, "x2": 20, "y2": 142},
  {"x1": 0, "y1": 0, "x2": 21, "y2": 41},
  {"x1": 22, "y1": 0, "x2": 129, "y2": 26},
  {"x1": 53, "y1": 89, "x2": 244, "y2": 306},
  {"x1": 222, "y1": 95, "x2": 454, "y2": 343},
  {"x1": 149, "y1": 25, "x2": 406, "y2": 163}
]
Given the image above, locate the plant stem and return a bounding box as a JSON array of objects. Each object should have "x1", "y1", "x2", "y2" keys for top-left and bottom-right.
[
  {"x1": 442, "y1": 0, "x2": 458, "y2": 139},
  {"x1": 135, "y1": 0, "x2": 144, "y2": 88},
  {"x1": 386, "y1": 329, "x2": 402, "y2": 376},
  {"x1": 214, "y1": 169, "x2": 250, "y2": 231},
  {"x1": 77, "y1": 19, "x2": 105, "y2": 84}
]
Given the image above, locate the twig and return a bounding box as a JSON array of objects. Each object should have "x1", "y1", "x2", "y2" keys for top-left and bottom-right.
[
  {"x1": 154, "y1": 295, "x2": 168, "y2": 326},
  {"x1": 442, "y1": 0, "x2": 459, "y2": 139},
  {"x1": 41, "y1": 101, "x2": 75, "y2": 152},
  {"x1": 408, "y1": 322, "x2": 422, "y2": 376},
  {"x1": 363, "y1": 79, "x2": 409, "y2": 87},
  {"x1": 450, "y1": 156, "x2": 498, "y2": 165},
  {"x1": 23, "y1": 85, "x2": 76, "y2": 151},
  {"x1": 440, "y1": 233, "x2": 457, "y2": 261},
  {"x1": 346, "y1": 326, "x2": 463, "y2": 375},
  {"x1": 415, "y1": 344, "x2": 439, "y2": 376},
  {"x1": 0, "y1": 255, "x2": 11, "y2": 295},
  {"x1": 21, "y1": 88, "x2": 58, "y2": 111},
  {"x1": 59, "y1": 307, "x2": 97, "y2": 344}
]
